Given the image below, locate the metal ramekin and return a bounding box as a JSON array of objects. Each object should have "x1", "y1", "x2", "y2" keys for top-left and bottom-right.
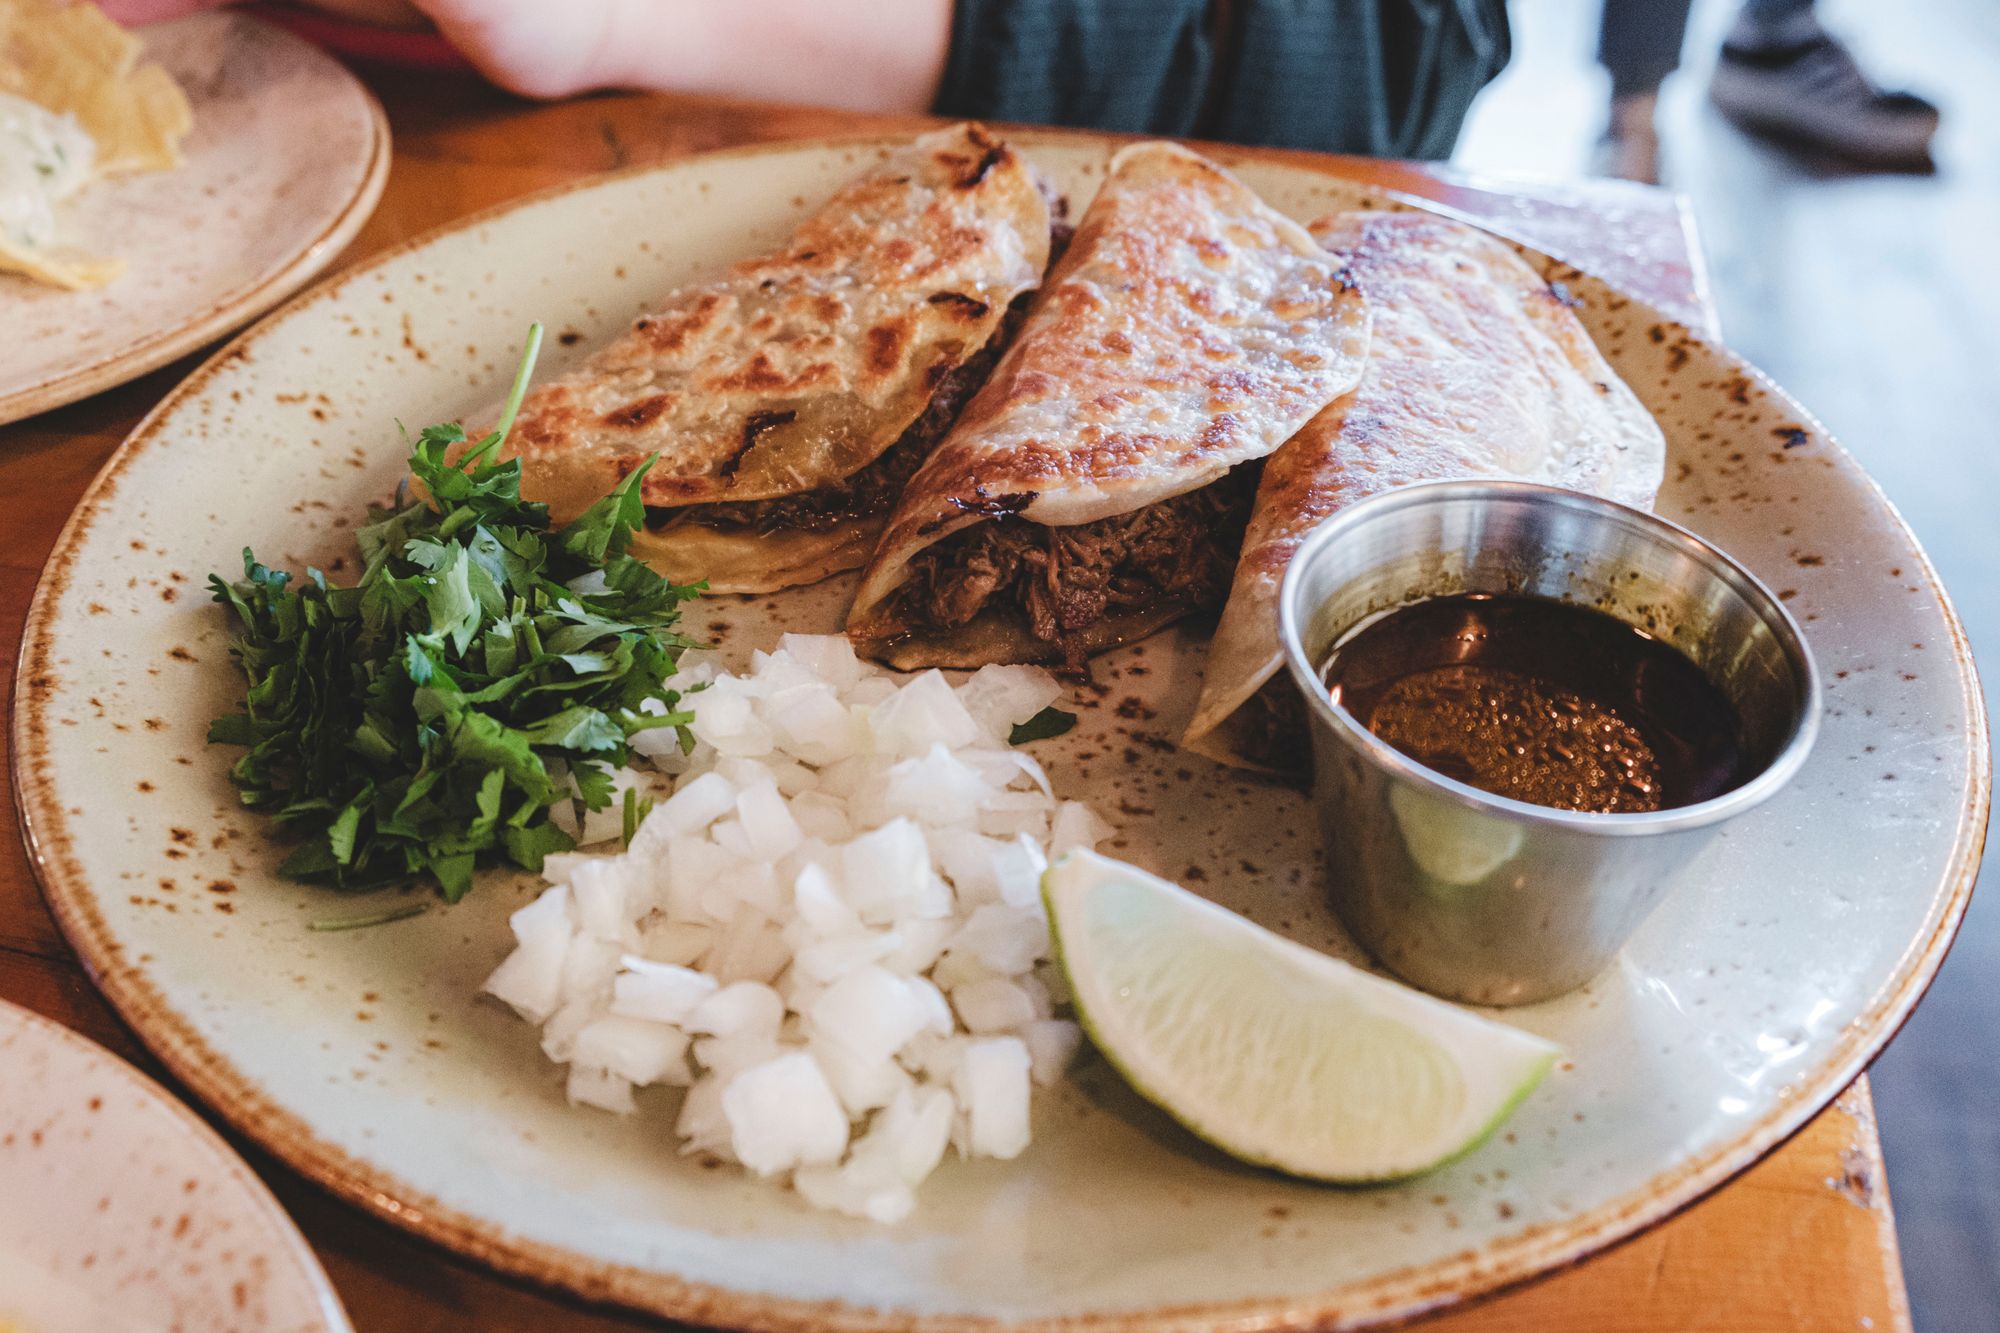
[{"x1": 1277, "y1": 480, "x2": 1821, "y2": 1006}]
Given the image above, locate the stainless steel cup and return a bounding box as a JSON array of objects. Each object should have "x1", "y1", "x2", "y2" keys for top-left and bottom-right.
[{"x1": 1277, "y1": 480, "x2": 1821, "y2": 1006}]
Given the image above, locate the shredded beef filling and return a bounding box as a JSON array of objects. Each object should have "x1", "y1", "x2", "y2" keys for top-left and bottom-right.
[
  {"x1": 883, "y1": 470, "x2": 1258, "y2": 669},
  {"x1": 1237, "y1": 675, "x2": 1311, "y2": 774},
  {"x1": 645, "y1": 294, "x2": 1031, "y2": 538}
]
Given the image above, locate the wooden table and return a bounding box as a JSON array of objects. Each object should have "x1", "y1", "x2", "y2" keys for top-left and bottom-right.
[{"x1": 0, "y1": 74, "x2": 1914, "y2": 1333}]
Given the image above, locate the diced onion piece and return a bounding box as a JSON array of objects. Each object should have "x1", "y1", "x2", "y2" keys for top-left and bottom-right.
[
  {"x1": 482, "y1": 886, "x2": 573, "y2": 1023},
  {"x1": 573, "y1": 1014, "x2": 691, "y2": 1087},
  {"x1": 879, "y1": 744, "x2": 994, "y2": 827},
  {"x1": 610, "y1": 957, "x2": 716, "y2": 1025},
  {"x1": 778, "y1": 633, "x2": 868, "y2": 691},
  {"x1": 882, "y1": 1084, "x2": 957, "y2": 1186},
  {"x1": 992, "y1": 835, "x2": 1048, "y2": 909},
  {"x1": 811, "y1": 1033, "x2": 915, "y2": 1117},
  {"x1": 658, "y1": 771, "x2": 738, "y2": 837},
  {"x1": 954, "y1": 1037, "x2": 1032, "y2": 1160},
  {"x1": 1051, "y1": 800, "x2": 1117, "y2": 855},
  {"x1": 764, "y1": 681, "x2": 858, "y2": 766},
  {"x1": 567, "y1": 1064, "x2": 635, "y2": 1114},
  {"x1": 839, "y1": 819, "x2": 933, "y2": 925},
  {"x1": 792, "y1": 928, "x2": 903, "y2": 985},
  {"x1": 950, "y1": 904, "x2": 1051, "y2": 976},
  {"x1": 871, "y1": 670, "x2": 980, "y2": 757},
  {"x1": 878, "y1": 918, "x2": 954, "y2": 977},
  {"x1": 955, "y1": 664, "x2": 1063, "y2": 740},
  {"x1": 686, "y1": 981, "x2": 785, "y2": 1039},
  {"x1": 675, "y1": 1075, "x2": 733, "y2": 1158},
  {"x1": 723, "y1": 1052, "x2": 849, "y2": 1175},
  {"x1": 807, "y1": 966, "x2": 935, "y2": 1066},
  {"x1": 570, "y1": 859, "x2": 635, "y2": 941},
  {"x1": 736, "y1": 780, "x2": 804, "y2": 861},
  {"x1": 951, "y1": 978, "x2": 1037, "y2": 1034},
  {"x1": 693, "y1": 1034, "x2": 785, "y2": 1080},
  {"x1": 1023, "y1": 1019, "x2": 1083, "y2": 1086},
  {"x1": 638, "y1": 919, "x2": 713, "y2": 968}
]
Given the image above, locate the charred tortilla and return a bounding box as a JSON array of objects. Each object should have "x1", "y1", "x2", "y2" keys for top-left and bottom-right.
[
  {"x1": 845, "y1": 141, "x2": 1370, "y2": 670},
  {"x1": 480, "y1": 122, "x2": 1050, "y2": 593},
  {"x1": 1182, "y1": 211, "x2": 1668, "y2": 772}
]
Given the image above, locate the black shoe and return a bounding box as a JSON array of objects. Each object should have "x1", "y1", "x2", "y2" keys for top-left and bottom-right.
[{"x1": 1709, "y1": 31, "x2": 1939, "y2": 169}]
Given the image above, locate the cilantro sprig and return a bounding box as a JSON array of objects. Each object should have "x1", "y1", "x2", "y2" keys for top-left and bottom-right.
[
  {"x1": 1009, "y1": 706, "x2": 1077, "y2": 745},
  {"x1": 208, "y1": 325, "x2": 700, "y2": 902}
]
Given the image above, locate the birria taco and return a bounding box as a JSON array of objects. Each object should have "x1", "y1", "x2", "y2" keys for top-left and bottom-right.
[
  {"x1": 1182, "y1": 211, "x2": 1668, "y2": 772},
  {"x1": 485, "y1": 122, "x2": 1051, "y2": 593},
  {"x1": 845, "y1": 141, "x2": 1371, "y2": 670}
]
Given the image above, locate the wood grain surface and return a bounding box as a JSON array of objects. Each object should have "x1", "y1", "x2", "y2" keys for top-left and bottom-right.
[{"x1": 0, "y1": 69, "x2": 1911, "y2": 1333}]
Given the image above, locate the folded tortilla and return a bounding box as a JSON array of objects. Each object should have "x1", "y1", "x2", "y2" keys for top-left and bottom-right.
[
  {"x1": 1181, "y1": 211, "x2": 1668, "y2": 772},
  {"x1": 485, "y1": 122, "x2": 1050, "y2": 593},
  {"x1": 845, "y1": 141, "x2": 1371, "y2": 670}
]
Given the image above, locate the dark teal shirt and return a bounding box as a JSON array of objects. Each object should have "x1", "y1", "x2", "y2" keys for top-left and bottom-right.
[{"x1": 934, "y1": 0, "x2": 1510, "y2": 160}]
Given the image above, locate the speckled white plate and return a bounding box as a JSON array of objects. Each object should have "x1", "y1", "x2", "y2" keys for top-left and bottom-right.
[
  {"x1": 11, "y1": 136, "x2": 1988, "y2": 1332},
  {"x1": 0, "y1": 999, "x2": 349, "y2": 1333},
  {"x1": 0, "y1": 11, "x2": 388, "y2": 426}
]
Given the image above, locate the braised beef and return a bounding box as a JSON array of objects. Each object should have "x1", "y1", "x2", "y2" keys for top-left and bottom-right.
[
  {"x1": 1236, "y1": 675, "x2": 1311, "y2": 774},
  {"x1": 884, "y1": 470, "x2": 1256, "y2": 669}
]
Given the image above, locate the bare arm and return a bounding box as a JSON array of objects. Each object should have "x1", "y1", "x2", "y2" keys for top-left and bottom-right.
[
  {"x1": 100, "y1": 0, "x2": 952, "y2": 113},
  {"x1": 408, "y1": 0, "x2": 954, "y2": 111},
  {"x1": 102, "y1": 0, "x2": 431, "y2": 24}
]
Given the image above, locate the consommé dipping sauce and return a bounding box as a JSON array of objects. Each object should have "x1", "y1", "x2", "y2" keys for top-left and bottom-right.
[{"x1": 1319, "y1": 593, "x2": 1746, "y2": 814}]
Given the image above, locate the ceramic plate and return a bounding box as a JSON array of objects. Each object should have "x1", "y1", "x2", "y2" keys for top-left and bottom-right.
[
  {"x1": 12, "y1": 136, "x2": 1987, "y2": 1331},
  {"x1": 0, "y1": 11, "x2": 388, "y2": 426},
  {"x1": 0, "y1": 999, "x2": 350, "y2": 1333}
]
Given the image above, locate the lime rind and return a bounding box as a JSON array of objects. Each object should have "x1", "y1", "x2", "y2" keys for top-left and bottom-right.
[{"x1": 1043, "y1": 850, "x2": 1560, "y2": 1183}]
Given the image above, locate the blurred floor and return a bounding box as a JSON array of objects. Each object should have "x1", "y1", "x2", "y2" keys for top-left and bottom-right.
[{"x1": 1456, "y1": 2, "x2": 1999, "y2": 1329}]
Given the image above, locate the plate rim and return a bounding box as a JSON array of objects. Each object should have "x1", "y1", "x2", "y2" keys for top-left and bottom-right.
[
  {"x1": 10, "y1": 129, "x2": 1989, "y2": 1332},
  {"x1": 0, "y1": 11, "x2": 392, "y2": 428},
  {"x1": 0, "y1": 997, "x2": 355, "y2": 1333}
]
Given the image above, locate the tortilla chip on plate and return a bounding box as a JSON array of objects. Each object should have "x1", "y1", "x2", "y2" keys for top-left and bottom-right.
[
  {"x1": 0, "y1": 0, "x2": 192, "y2": 289},
  {"x1": 0, "y1": 0, "x2": 193, "y2": 174},
  {"x1": 0, "y1": 237, "x2": 122, "y2": 289}
]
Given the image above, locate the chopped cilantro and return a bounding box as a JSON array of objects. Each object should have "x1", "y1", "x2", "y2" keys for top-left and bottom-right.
[
  {"x1": 1009, "y1": 706, "x2": 1077, "y2": 745},
  {"x1": 208, "y1": 325, "x2": 701, "y2": 901},
  {"x1": 308, "y1": 902, "x2": 430, "y2": 932}
]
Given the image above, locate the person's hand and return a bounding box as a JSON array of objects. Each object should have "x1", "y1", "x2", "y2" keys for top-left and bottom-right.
[
  {"x1": 407, "y1": 0, "x2": 952, "y2": 110},
  {"x1": 403, "y1": 0, "x2": 624, "y2": 98}
]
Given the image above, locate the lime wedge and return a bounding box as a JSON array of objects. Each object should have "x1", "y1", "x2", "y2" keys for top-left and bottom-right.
[{"x1": 1042, "y1": 850, "x2": 1560, "y2": 1182}]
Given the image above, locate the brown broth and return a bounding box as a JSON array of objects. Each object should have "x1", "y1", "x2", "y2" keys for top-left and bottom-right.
[{"x1": 1318, "y1": 593, "x2": 1746, "y2": 813}]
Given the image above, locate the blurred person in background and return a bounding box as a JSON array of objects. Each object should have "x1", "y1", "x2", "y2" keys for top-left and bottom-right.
[
  {"x1": 1597, "y1": 0, "x2": 1940, "y2": 183},
  {"x1": 104, "y1": 0, "x2": 1511, "y2": 160}
]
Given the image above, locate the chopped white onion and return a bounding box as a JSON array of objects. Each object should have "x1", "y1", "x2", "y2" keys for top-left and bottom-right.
[
  {"x1": 1023, "y1": 1019, "x2": 1084, "y2": 1086},
  {"x1": 951, "y1": 977, "x2": 1038, "y2": 1034},
  {"x1": 609, "y1": 957, "x2": 716, "y2": 1025},
  {"x1": 482, "y1": 886, "x2": 573, "y2": 1024},
  {"x1": 573, "y1": 1014, "x2": 691, "y2": 1087},
  {"x1": 480, "y1": 635, "x2": 1110, "y2": 1222},
  {"x1": 955, "y1": 1037, "x2": 1033, "y2": 1160},
  {"x1": 723, "y1": 1051, "x2": 850, "y2": 1175}
]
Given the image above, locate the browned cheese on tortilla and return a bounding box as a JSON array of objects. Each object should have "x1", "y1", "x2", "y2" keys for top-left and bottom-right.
[
  {"x1": 1182, "y1": 211, "x2": 1668, "y2": 772},
  {"x1": 845, "y1": 140, "x2": 1371, "y2": 669},
  {"x1": 479, "y1": 122, "x2": 1050, "y2": 592}
]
